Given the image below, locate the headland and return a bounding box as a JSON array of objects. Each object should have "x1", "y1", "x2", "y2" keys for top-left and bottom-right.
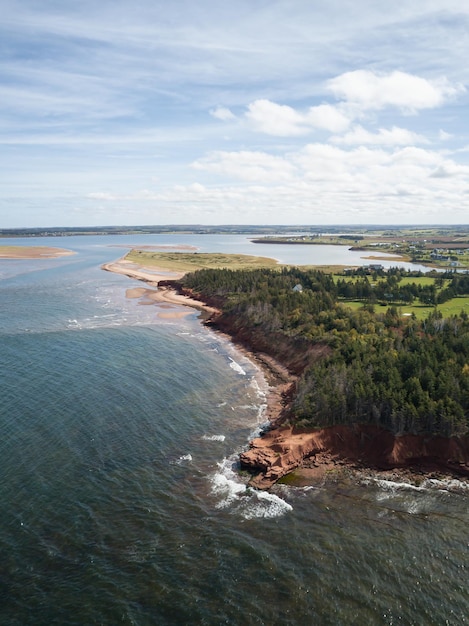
[{"x1": 103, "y1": 253, "x2": 469, "y2": 490}]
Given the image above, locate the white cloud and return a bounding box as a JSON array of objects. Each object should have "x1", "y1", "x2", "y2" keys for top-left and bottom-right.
[
  {"x1": 244, "y1": 100, "x2": 353, "y2": 136},
  {"x1": 429, "y1": 162, "x2": 469, "y2": 178},
  {"x1": 210, "y1": 106, "x2": 236, "y2": 121},
  {"x1": 306, "y1": 104, "x2": 351, "y2": 132},
  {"x1": 245, "y1": 99, "x2": 308, "y2": 136},
  {"x1": 192, "y1": 150, "x2": 296, "y2": 182},
  {"x1": 332, "y1": 125, "x2": 429, "y2": 146},
  {"x1": 84, "y1": 140, "x2": 469, "y2": 224},
  {"x1": 3, "y1": 3, "x2": 469, "y2": 226},
  {"x1": 439, "y1": 129, "x2": 453, "y2": 141},
  {"x1": 327, "y1": 70, "x2": 465, "y2": 112}
]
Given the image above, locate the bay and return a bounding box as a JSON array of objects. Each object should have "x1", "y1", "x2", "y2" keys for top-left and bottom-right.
[{"x1": 0, "y1": 235, "x2": 467, "y2": 625}]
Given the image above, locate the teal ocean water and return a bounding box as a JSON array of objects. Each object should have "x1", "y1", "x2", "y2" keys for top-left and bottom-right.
[{"x1": 0, "y1": 236, "x2": 468, "y2": 625}]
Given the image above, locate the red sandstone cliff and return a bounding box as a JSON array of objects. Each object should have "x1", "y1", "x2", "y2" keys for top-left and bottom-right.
[{"x1": 240, "y1": 425, "x2": 469, "y2": 489}]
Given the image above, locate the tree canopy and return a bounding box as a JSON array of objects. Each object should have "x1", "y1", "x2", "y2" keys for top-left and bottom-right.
[{"x1": 181, "y1": 267, "x2": 469, "y2": 437}]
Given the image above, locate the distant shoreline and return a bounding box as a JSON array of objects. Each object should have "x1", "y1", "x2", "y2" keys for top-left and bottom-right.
[{"x1": 0, "y1": 245, "x2": 75, "y2": 259}]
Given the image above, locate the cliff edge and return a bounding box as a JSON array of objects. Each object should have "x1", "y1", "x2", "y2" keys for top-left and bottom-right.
[{"x1": 240, "y1": 424, "x2": 469, "y2": 489}]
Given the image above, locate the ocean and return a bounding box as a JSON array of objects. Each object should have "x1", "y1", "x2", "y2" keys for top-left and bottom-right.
[{"x1": 0, "y1": 235, "x2": 467, "y2": 625}]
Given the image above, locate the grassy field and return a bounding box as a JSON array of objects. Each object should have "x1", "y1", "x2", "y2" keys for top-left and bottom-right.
[
  {"x1": 125, "y1": 249, "x2": 279, "y2": 272},
  {"x1": 126, "y1": 250, "x2": 469, "y2": 319},
  {"x1": 343, "y1": 297, "x2": 469, "y2": 320}
]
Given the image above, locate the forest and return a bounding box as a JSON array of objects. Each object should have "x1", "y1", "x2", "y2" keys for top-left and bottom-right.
[{"x1": 180, "y1": 267, "x2": 469, "y2": 438}]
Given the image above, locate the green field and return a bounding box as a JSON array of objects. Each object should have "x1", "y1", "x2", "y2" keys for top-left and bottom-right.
[
  {"x1": 343, "y1": 297, "x2": 469, "y2": 320},
  {"x1": 127, "y1": 250, "x2": 469, "y2": 320}
]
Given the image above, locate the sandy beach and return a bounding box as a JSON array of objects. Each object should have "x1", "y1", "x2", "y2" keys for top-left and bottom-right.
[
  {"x1": 102, "y1": 256, "x2": 294, "y2": 394},
  {"x1": 102, "y1": 258, "x2": 219, "y2": 317}
]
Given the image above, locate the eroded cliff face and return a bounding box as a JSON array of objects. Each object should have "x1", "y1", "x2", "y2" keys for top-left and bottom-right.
[
  {"x1": 240, "y1": 425, "x2": 469, "y2": 489},
  {"x1": 164, "y1": 281, "x2": 469, "y2": 489}
]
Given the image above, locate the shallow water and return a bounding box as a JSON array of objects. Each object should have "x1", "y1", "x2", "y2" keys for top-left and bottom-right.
[{"x1": 0, "y1": 237, "x2": 467, "y2": 625}]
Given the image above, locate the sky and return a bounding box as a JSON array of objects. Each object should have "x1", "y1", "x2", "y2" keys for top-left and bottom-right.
[{"x1": 1, "y1": 1, "x2": 469, "y2": 227}]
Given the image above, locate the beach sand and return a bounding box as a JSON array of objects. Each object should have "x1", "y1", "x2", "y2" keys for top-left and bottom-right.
[{"x1": 102, "y1": 259, "x2": 219, "y2": 318}]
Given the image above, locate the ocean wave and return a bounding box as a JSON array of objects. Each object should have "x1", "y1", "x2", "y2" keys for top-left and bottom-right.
[
  {"x1": 367, "y1": 478, "x2": 427, "y2": 494},
  {"x1": 229, "y1": 358, "x2": 246, "y2": 376},
  {"x1": 202, "y1": 434, "x2": 226, "y2": 442},
  {"x1": 169, "y1": 453, "x2": 193, "y2": 465},
  {"x1": 210, "y1": 458, "x2": 292, "y2": 519},
  {"x1": 365, "y1": 476, "x2": 469, "y2": 496},
  {"x1": 242, "y1": 490, "x2": 293, "y2": 520}
]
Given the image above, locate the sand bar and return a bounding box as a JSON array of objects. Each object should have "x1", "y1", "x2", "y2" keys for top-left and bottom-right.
[{"x1": 0, "y1": 245, "x2": 75, "y2": 259}]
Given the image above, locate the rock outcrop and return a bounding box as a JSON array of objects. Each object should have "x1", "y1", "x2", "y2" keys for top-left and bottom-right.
[{"x1": 240, "y1": 424, "x2": 469, "y2": 489}]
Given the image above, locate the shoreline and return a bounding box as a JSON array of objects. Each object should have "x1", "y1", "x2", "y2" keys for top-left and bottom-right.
[
  {"x1": 102, "y1": 256, "x2": 297, "y2": 424},
  {"x1": 102, "y1": 260, "x2": 219, "y2": 315},
  {"x1": 103, "y1": 257, "x2": 469, "y2": 491}
]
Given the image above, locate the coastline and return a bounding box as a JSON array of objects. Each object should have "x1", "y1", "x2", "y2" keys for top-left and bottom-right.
[
  {"x1": 103, "y1": 257, "x2": 469, "y2": 491},
  {"x1": 102, "y1": 256, "x2": 297, "y2": 429},
  {"x1": 102, "y1": 259, "x2": 219, "y2": 315}
]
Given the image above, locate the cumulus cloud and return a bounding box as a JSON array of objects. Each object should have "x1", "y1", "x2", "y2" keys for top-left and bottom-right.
[
  {"x1": 192, "y1": 149, "x2": 297, "y2": 181},
  {"x1": 306, "y1": 104, "x2": 351, "y2": 132},
  {"x1": 245, "y1": 99, "x2": 308, "y2": 136},
  {"x1": 332, "y1": 125, "x2": 429, "y2": 146},
  {"x1": 84, "y1": 139, "x2": 469, "y2": 224},
  {"x1": 327, "y1": 70, "x2": 465, "y2": 113},
  {"x1": 244, "y1": 99, "x2": 353, "y2": 136}
]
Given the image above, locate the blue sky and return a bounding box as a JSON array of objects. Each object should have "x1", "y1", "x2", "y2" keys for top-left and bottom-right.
[{"x1": 1, "y1": 1, "x2": 469, "y2": 227}]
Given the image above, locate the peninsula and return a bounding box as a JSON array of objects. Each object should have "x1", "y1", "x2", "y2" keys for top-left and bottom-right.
[{"x1": 105, "y1": 250, "x2": 469, "y2": 488}]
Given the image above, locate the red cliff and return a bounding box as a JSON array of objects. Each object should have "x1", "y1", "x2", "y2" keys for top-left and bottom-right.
[{"x1": 240, "y1": 424, "x2": 469, "y2": 489}]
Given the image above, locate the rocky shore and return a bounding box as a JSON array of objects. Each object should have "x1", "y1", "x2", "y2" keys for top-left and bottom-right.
[{"x1": 240, "y1": 424, "x2": 469, "y2": 489}]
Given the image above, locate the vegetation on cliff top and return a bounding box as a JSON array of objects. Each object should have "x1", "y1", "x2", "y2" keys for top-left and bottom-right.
[{"x1": 180, "y1": 266, "x2": 469, "y2": 438}]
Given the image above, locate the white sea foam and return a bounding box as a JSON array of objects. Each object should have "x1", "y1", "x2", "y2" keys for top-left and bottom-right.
[
  {"x1": 210, "y1": 459, "x2": 247, "y2": 508},
  {"x1": 176, "y1": 453, "x2": 192, "y2": 464},
  {"x1": 371, "y1": 478, "x2": 426, "y2": 494},
  {"x1": 209, "y1": 458, "x2": 292, "y2": 519},
  {"x1": 421, "y1": 477, "x2": 469, "y2": 492},
  {"x1": 362, "y1": 476, "x2": 469, "y2": 516},
  {"x1": 202, "y1": 434, "x2": 226, "y2": 442},
  {"x1": 250, "y1": 377, "x2": 267, "y2": 400},
  {"x1": 242, "y1": 490, "x2": 293, "y2": 520},
  {"x1": 229, "y1": 358, "x2": 246, "y2": 376},
  {"x1": 234, "y1": 404, "x2": 258, "y2": 411}
]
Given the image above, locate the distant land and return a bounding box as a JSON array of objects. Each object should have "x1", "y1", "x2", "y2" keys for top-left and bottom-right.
[{"x1": 1, "y1": 224, "x2": 469, "y2": 238}]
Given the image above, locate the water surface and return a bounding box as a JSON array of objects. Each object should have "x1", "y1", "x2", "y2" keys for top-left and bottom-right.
[{"x1": 0, "y1": 236, "x2": 467, "y2": 625}]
